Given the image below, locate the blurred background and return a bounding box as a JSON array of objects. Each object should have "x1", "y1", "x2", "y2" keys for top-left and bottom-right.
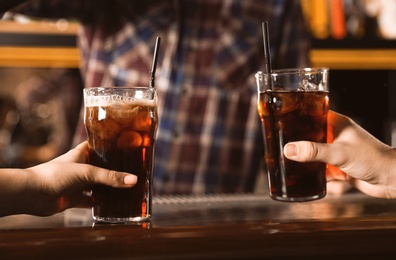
[
  {"x1": 0, "y1": 17, "x2": 82, "y2": 167},
  {"x1": 1, "y1": 0, "x2": 396, "y2": 167}
]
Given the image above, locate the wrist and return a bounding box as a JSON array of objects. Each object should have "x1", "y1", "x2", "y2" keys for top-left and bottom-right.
[
  {"x1": 0, "y1": 168, "x2": 31, "y2": 216},
  {"x1": 385, "y1": 148, "x2": 396, "y2": 198}
]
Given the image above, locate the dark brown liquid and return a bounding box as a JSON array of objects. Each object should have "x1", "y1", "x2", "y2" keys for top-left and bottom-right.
[
  {"x1": 85, "y1": 101, "x2": 157, "y2": 220},
  {"x1": 258, "y1": 91, "x2": 329, "y2": 201}
]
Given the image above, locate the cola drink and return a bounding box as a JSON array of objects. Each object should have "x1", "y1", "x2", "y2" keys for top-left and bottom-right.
[
  {"x1": 256, "y1": 68, "x2": 329, "y2": 202},
  {"x1": 258, "y1": 91, "x2": 329, "y2": 201},
  {"x1": 84, "y1": 87, "x2": 157, "y2": 222}
]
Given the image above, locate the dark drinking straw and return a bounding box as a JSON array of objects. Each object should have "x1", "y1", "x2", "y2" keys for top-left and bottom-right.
[
  {"x1": 150, "y1": 37, "x2": 161, "y2": 88},
  {"x1": 262, "y1": 21, "x2": 273, "y2": 81}
]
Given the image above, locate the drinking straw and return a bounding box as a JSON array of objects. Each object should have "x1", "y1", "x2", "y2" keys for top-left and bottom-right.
[
  {"x1": 262, "y1": 21, "x2": 273, "y2": 78},
  {"x1": 150, "y1": 37, "x2": 161, "y2": 88},
  {"x1": 262, "y1": 21, "x2": 279, "y2": 177}
]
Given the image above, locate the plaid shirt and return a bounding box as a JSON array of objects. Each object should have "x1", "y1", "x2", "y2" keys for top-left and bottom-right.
[{"x1": 14, "y1": 0, "x2": 310, "y2": 195}]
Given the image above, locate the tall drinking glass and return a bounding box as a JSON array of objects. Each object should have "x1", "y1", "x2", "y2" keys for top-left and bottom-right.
[
  {"x1": 84, "y1": 87, "x2": 158, "y2": 223},
  {"x1": 256, "y1": 68, "x2": 329, "y2": 202}
]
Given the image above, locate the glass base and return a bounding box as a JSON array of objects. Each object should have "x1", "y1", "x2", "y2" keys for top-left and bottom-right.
[
  {"x1": 270, "y1": 192, "x2": 326, "y2": 202},
  {"x1": 93, "y1": 215, "x2": 151, "y2": 224}
]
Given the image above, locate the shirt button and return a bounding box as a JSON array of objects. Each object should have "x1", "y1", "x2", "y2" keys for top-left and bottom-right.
[
  {"x1": 172, "y1": 130, "x2": 180, "y2": 138},
  {"x1": 162, "y1": 175, "x2": 170, "y2": 183},
  {"x1": 181, "y1": 84, "x2": 192, "y2": 95},
  {"x1": 172, "y1": 125, "x2": 183, "y2": 141},
  {"x1": 188, "y1": 40, "x2": 198, "y2": 51}
]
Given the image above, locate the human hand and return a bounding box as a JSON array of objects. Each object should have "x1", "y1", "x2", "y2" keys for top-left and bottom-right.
[
  {"x1": 0, "y1": 142, "x2": 137, "y2": 217},
  {"x1": 283, "y1": 110, "x2": 396, "y2": 199}
]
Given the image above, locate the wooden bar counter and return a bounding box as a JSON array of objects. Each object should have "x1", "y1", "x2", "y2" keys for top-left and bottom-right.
[{"x1": 1, "y1": 192, "x2": 396, "y2": 259}]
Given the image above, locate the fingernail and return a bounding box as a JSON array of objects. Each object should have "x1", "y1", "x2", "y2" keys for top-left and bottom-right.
[
  {"x1": 284, "y1": 143, "x2": 297, "y2": 157},
  {"x1": 124, "y1": 175, "x2": 137, "y2": 185}
]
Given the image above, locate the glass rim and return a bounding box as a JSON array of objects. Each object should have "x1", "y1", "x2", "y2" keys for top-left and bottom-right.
[
  {"x1": 83, "y1": 86, "x2": 156, "y2": 95},
  {"x1": 83, "y1": 86, "x2": 157, "y2": 104},
  {"x1": 84, "y1": 86, "x2": 154, "y2": 91},
  {"x1": 258, "y1": 67, "x2": 329, "y2": 76}
]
